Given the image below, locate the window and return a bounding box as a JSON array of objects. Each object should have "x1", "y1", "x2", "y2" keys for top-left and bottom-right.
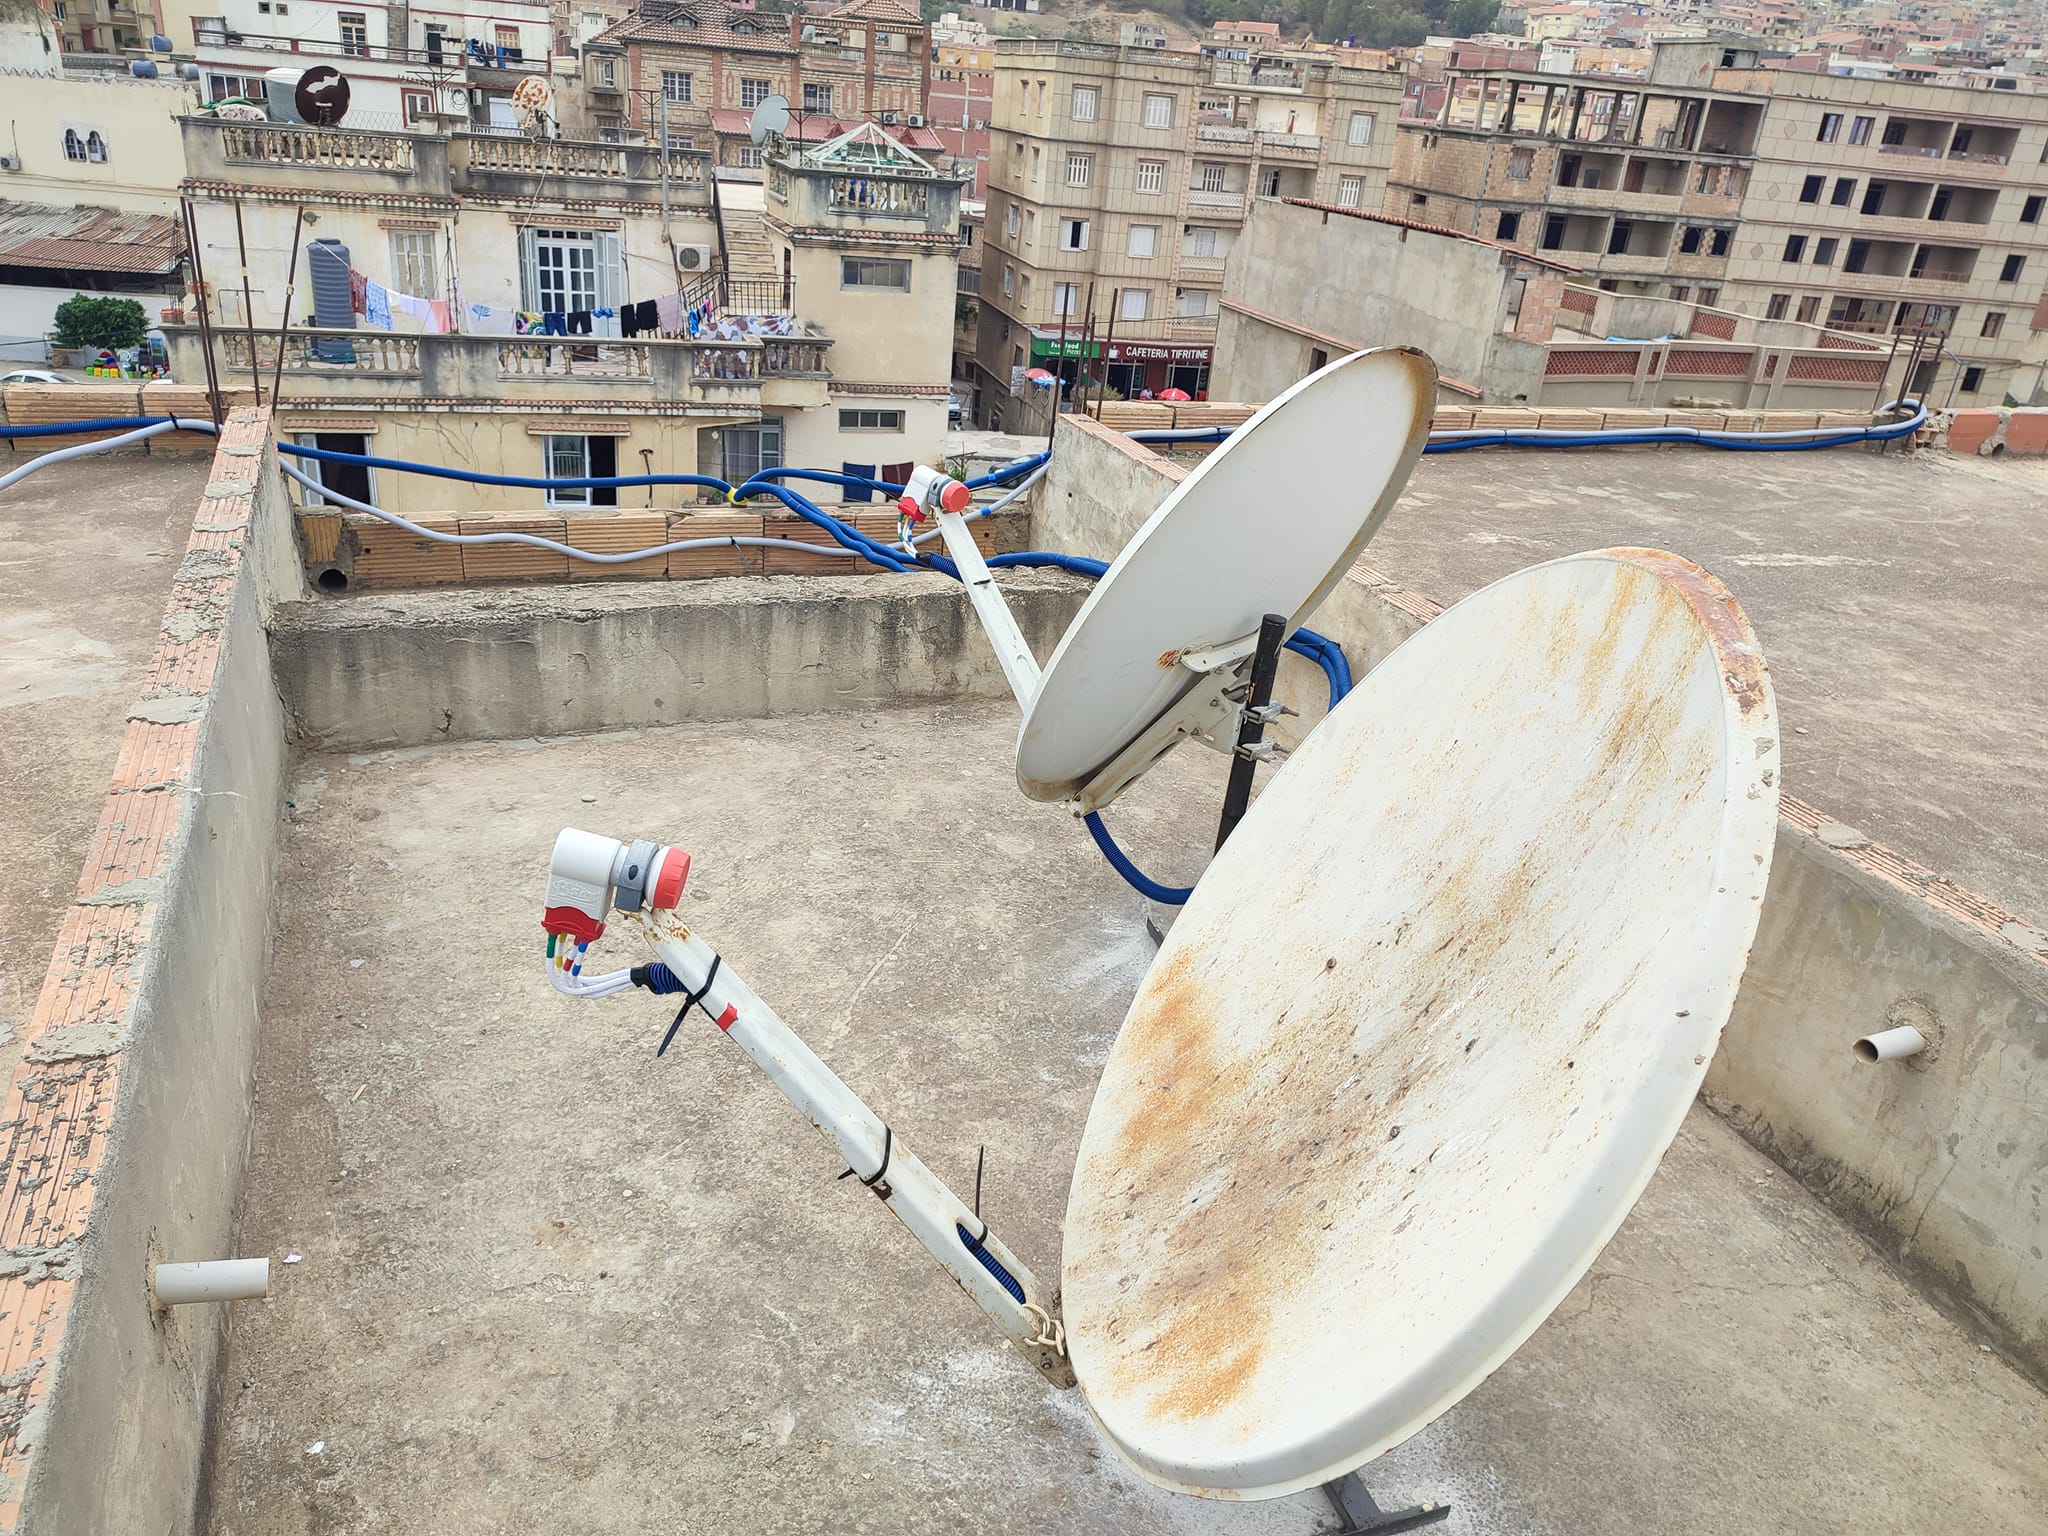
[
  {"x1": 1071, "y1": 84, "x2": 1098, "y2": 122},
  {"x1": 735, "y1": 145, "x2": 764, "y2": 169},
  {"x1": 1065, "y1": 152, "x2": 1092, "y2": 188},
  {"x1": 1336, "y1": 175, "x2": 1362, "y2": 209},
  {"x1": 595, "y1": 114, "x2": 623, "y2": 142},
  {"x1": 1950, "y1": 127, "x2": 1973, "y2": 155},
  {"x1": 494, "y1": 24, "x2": 518, "y2": 54},
  {"x1": 1845, "y1": 239, "x2": 1870, "y2": 273},
  {"x1": 1710, "y1": 228, "x2": 1731, "y2": 256},
  {"x1": 1496, "y1": 209, "x2": 1519, "y2": 241},
  {"x1": 595, "y1": 57, "x2": 616, "y2": 88},
  {"x1": 1142, "y1": 93, "x2": 1173, "y2": 129},
  {"x1": 338, "y1": 11, "x2": 367, "y2": 56},
  {"x1": 803, "y1": 82, "x2": 831, "y2": 113},
  {"x1": 1348, "y1": 111, "x2": 1374, "y2": 146},
  {"x1": 1051, "y1": 282, "x2": 1077, "y2": 316},
  {"x1": 1817, "y1": 112, "x2": 1841, "y2": 143},
  {"x1": 1184, "y1": 225, "x2": 1218, "y2": 257},
  {"x1": 663, "y1": 70, "x2": 693, "y2": 103},
  {"x1": 1023, "y1": 209, "x2": 1035, "y2": 244},
  {"x1": 1507, "y1": 147, "x2": 1532, "y2": 180},
  {"x1": 542, "y1": 435, "x2": 617, "y2": 509},
  {"x1": 518, "y1": 227, "x2": 622, "y2": 321},
  {"x1": 839, "y1": 409, "x2": 904, "y2": 431},
  {"x1": 1670, "y1": 286, "x2": 1691, "y2": 303},
  {"x1": 1698, "y1": 287, "x2": 1719, "y2": 307},
  {"x1": 1197, "y1": 162, "x2": 1226, "y2": 193},
  {"x1": 843, "y1": 256, "x2": 911, "y2": 290},
  {"x1": 294, "y1": 433, "x2": 372, "y2": 508},
  {"x1": 1831, "y1": 177, "x2": 1855, "y2": 206},
  {"x1": 1982, "y1": 311, "x2": 2005, "y2": 338},
  {"x1": 205, "y1": 73, "x2": 264, "y2": 104},
  {"x1": 1849, "y1": 115, "x2": 1874, "y2": 146},
  {"x1": 1860, "y1": 181, "x2": 1886, "y2": 215},
  {"x1": 1259, "y1": 168, "x2": 1283, "y2": 198},
  {"x1": 741, "y1": 78, "x2": 770, "y2": 109},
  {"x1": 2024, "y1": 195, "x2": 2043, "y2": 224},
  {"x1": 1799, "y1": 174, "x2": 1823, "y2": 203},
  {"x1": 2001, "y1": 253, "x2": 2025, "y2": 282},
  {"x1": 1059, "y1": 218, "x2": 1089, "y2": 251},
  {"x1": 1005, "y1": 203, "x2": 1019, "y2": 238},
  {"x1": 389, "y1": 229, "x2": 438, "y2": 297},
  {"x1": 1796, "y1": 296, "x2": 1821, "y2": 323},
  {"x1": 1310, "y1": 347, "x2": 1328, "y2": 371},
  {"x1": 1019, "y1": 274, "x2": 1032, "y2": 304},
  {"x1": 1120, "y1": 287, "x2": 1148, "y2": 320},
  {"x1": 1031, "y1": 146, "x2": 1042, "y2": 180},
  {"x1": 401, "y1": 89, "x2": 432, "y2": 124},
  {"x1": 62, "y1": 127, "x2": 88, "y2": 162},
  {"x1": 1135, "y1": 158, "x2": 1165, "y2": 195},
  {"x1": 1679, "y1": 226, "x2": 1702, "y2": 254},
  {"x1": 1766, "y1": 293, "x2": 1790, "y2": 319},
  {"x1": 1814, "y1": 237, "x2": 1837, "y2": 265},
  {"x1": 664, "y1": 129, "x2": 693, "y2": 154},
  {"x1": 721, "y1": 418, "x2": 782, "y2": 485},
  {"x1": 1127, "y1": 223, "x2": 1157, "y2": 258},
  {"x1": 1961, "y1": 366, "x2": 1985, "y2": 392},
  {"x1": 1410, "y1": 192, "x2": 1428, "y2": 207},
  {"x1": 1783, "y1": 234, "x2": 1806, "y2": 262}
]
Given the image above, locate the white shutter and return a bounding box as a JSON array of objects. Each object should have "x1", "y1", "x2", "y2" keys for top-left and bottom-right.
[
  {"x1": 518, "y1": 227, "x2": 540, "y2": 313},
  {"x1": 595, "y1": 230, "x2": 624, "y2": 338}
]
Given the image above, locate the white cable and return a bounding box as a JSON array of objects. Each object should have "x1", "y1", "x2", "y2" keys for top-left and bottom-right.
[
  {"x1": 546, "y1": 954, "x2": 634, "y2": 998},
  {"x1": 0, "y1": 418, "x2": 219, "y2": 492}
]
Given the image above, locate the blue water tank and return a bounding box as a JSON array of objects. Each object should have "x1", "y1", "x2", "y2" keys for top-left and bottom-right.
[
  {"x1": 129, "y1": 58, "x2": 158, "y2": 78},
  {"x1": 306, "y1": 239, "x2": 355, "y2": 329},
  {"x1": 150, "y1": 32, "x2": 172, "y2": 50}
]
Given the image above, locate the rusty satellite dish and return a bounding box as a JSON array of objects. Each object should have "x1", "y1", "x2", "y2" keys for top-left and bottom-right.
[
  {"x1": 1061, "y1": 548, "x2": 1781, "y2": 1497},
  {"x1": 1015, "y1": 346, "x2": 1435, "y2": 809},
  {"x1": 293, "y1": 65, "x2": 351, "y2": 127}
]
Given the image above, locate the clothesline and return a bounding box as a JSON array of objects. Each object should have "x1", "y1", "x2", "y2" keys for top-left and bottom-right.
[{"x1": 343, "y1": 262, "x2": 793, "y2": 344}]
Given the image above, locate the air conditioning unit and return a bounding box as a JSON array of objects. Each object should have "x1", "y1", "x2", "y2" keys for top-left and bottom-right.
[
  {"x1": 907, "y1": 113, "x2": 924, "y2": 127},
  {"x1": 0, "y1": 155, "x2": 18, "y2": 172},
  {"x1": 880, "y1": 109, "x2": 898, "y2": 124},
  {"x1": 674, "y1": 243, "x2": 715, "y2": 272}
]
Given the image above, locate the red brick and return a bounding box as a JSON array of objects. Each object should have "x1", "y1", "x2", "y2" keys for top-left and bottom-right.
[
  {"x1": 1947, "y1": 409, "x2": 2000, "y2": 454},
  {"x1": 2000, "y1": 410, "x2": 2048, "y2": 454}
]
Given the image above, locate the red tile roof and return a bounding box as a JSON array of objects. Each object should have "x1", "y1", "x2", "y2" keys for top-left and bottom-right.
[{"x1": 596, "y1": 1, "x2": 794, "y2": 53}]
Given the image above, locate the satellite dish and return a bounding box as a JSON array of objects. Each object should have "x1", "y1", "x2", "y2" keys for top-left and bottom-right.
[
  {"x1": 511, "y1": 73, "x2": 553, "y2": 115},
  {"x1": 294, "y1": 65, "x2": 351, "y2": 127},
  {"x1": 1061, "y1": 548, "x2": 1781, "y2": 1496},
  {"x1": 748, "y1": 93, "x2": 791, "y2": 145},
  {"x1": 1015, "y1": 346, "x2": 1435, "y2": 806}
]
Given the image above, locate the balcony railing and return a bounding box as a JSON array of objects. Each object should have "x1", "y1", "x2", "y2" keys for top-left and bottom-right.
[
  {"x1": 190, "y1": 26, "x2": 531, "y2": 68},
  {"x1": 1258, "y1": 131, "x2": 1321, "y2": 158},
  {"x1": 219, "y1": 121, "x2": 415, "y2": 173},
  {"x1": 1168, "y1": 314, "x2": 1220, "y2": 336},
  {"x1": 827, "y1": 176, "x2": 930, "y2": 216},
  {"x1": 459, "y1": 133, "x2": 693, "y2": 183},
  {"x1": 1185, "y1": 187, "x2": 1247, "y2": 213},
  {"x1": 1878, "y1": 143, "x2": 1944, "y2": 159},
  {"x1": 1948, "y1": 148, "x2": 2010, "y2": 165},
  {"x1": 1176, "y1": 254, "x2": 1226, "y2": 276},
  {"x1": 190, "y1": 326, "x2": 833, "y2": 402}
]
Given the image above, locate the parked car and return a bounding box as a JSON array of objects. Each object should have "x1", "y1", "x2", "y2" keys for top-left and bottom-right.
[
  {"x1": 0, "y1": 369, "x2": 72, "y2": 386},
  {"x1": 948, "y1": 394, "x2": 964, "y2": 427}
]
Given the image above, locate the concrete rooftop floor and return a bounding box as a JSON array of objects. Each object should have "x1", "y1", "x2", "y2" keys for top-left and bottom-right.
[
  {"x1": 205, "y1": 704, "x2": 2046, "y2": 1536},
  {"x1": 0, "y1": 452, "x2": 212, "y2": 1048},
  {"x1": 1376, "y1": 445, "x2": 2048, "y2": 924}
]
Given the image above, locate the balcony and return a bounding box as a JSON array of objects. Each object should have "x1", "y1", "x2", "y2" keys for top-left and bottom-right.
[
  {"x1": 1256, "y1": 131, "x2": 1322, "y2": 160},
  {"x1": 453, "y1": 133, "x2": 707, "y2": 202},
  {"x1": 1185, "y1": 187, "x2": 1247, "y2": 216},
  {"x1": 826, "y1": 176, "x2": 931, "y2": 217},
  {"x1": 217, "y1": 121, "x2": 418, "y2": 176},
  {"x1": 1193, "y1": 124, "x2": 1255, "y2": 157},
  {"x1": 1168, "y1": 314, "x2": 1220, "y2": 338},
  {"x1": 1176, "y1": 254, "x2": 1227, "y2": 278},
  {"x1": 1877, "y1": 143, "x2": 1945, "y2": 160},
  {"x1": 168, "y1": 327, "x2": 833, "y2": 412},
  {"x1": 1211, "y1": 60, "x2": 1304, "y2": 92},
  {"x1": 189, "y1": 25, "x2": 531, "y2": 70}
]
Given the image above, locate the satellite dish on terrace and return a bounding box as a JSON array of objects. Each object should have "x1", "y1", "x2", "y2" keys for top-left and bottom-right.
[
  {"x1": 293, "y1": 65, "x2": 351, "y2": 127},
  {"x1": 540, "y1": 546, "x2": 1782, "y2": 1503},
  {"x1": 511, "y1": 73, "x2": 553, "y2": 114},
  {"x1": 748, "y1": 93, "x2": 791, "y2": 145}
]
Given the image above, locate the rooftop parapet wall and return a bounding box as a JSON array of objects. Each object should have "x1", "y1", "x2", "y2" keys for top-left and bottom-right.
[
  {"x1": 0, "y1": 409, "x2": 301, "y2": 1533},
  {"x1": 1037, "y1": 407, "x2": 2048, "y2": 1386}
]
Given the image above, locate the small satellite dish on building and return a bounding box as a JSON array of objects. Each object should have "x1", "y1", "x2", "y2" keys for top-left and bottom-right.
[
  {"x1": 511, "y1": 73, "x2": 553, "y2": 115},
  {"x1": 293, "y1": 65, "x2": 352, "y2": 127},
  {"x1": 748, "y1": 93, "x2": 791, "y2": 145}
]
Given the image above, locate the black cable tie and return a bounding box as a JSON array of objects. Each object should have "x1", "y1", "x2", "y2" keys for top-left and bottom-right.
[
  {"x1": 655, "y1": 953, "x2": 722, "y2": 1057},
  {"x1": 838, "y1": 1124, "x2": 893, "y2": 1186}
]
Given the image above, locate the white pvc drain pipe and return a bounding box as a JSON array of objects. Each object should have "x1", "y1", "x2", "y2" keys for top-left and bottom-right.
[
  {"x1": 1853, "y1": 1025, "x2": 1928, "y2": 1064},
  {"x1": 153, "y1": 1258, "x2": 271, "y2": 1306}
]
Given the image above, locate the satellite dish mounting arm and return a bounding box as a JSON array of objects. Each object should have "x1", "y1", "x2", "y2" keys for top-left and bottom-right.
[{"x1": 542, "y1": 829, "x2": 1077, "y2": 1390}]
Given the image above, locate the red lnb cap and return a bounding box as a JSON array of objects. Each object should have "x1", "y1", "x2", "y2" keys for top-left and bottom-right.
[
  {"x1": 543, "y1": 906, "x2": 606, "y2": 945},
  {"x1": 896, "y1": 494, "x2": 926, "y2": 523},
  {"x1": 651, "y1": 848, "x2": 691, "y2": 909},
  {"x1": 938, "y1": 478, "x2": 971, "y2": 514}
]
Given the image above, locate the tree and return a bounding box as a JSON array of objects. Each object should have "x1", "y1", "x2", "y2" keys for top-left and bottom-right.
[{"x1": 51, "y1": 295, "x2": 148, "y2": 351}]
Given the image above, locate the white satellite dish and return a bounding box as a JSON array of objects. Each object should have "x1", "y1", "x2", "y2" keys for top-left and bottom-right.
[
  {"x1": 539, "y1": 545, "x2": 1780, "y2": 1510},
  {"x1": 748, "y1": 93, "x2": 791, "y2": 145},
  {"x1": 1015, "y1": 346, "x2": 1434, "y2": 807},
  {"x1": 1062, "y1": 548, "x2": 1781, "y2": 1496}
]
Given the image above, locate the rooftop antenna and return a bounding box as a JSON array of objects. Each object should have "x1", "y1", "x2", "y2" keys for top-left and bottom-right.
[
  {"x1": 748, "y1": 92, "x2": 791, "y2": 151},
  {"x1": 541, "y1": 542, "x2": 1782, "y2": 1511}
]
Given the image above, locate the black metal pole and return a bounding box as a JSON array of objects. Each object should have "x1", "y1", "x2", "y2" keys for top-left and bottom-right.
[
  {"x1": 231, "y1": 200, "x2": 262, "y2": 407},
  {"x1": 1214, "y1": 611, "x2": 1288, "y2": 854},
  {"x1": 181, "y1": 197, "x2": 224, "y2": 425},
  {"x1": 270, "y1": 204, "x2": 305, "y2": 407}
]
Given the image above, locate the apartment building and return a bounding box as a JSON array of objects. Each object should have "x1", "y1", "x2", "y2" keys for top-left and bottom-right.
[
  {"x1": 1387, "y1": 37, "x2": 1769, "y2": 305},
  {"x1": 973, "y1": 38, "x2": 1403, "y2": 432},
  {"x1": 167, "y1": 112, "x2": 964, "y2": 505},
  {"x1": 929, "y1": 14, "x2": 993, "y2": 196},
  {"x1": 1713, "y1": 67, "x2": 2048, "y2": 405},
  {"x1": 585, "y1": 0, "x2": 929, "y2": 169},
  {"x1": 181, "y1": 0, "x2": 556, "y2": 125},
  {"x1": 1388, "y1": 34, "x2": 2048, "y2": 404}
]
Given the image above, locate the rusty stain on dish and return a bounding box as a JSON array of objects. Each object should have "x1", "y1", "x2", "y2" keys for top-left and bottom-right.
[{"x1": 1157, "y1": 648, "x2": 1186, "y2": 670}]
